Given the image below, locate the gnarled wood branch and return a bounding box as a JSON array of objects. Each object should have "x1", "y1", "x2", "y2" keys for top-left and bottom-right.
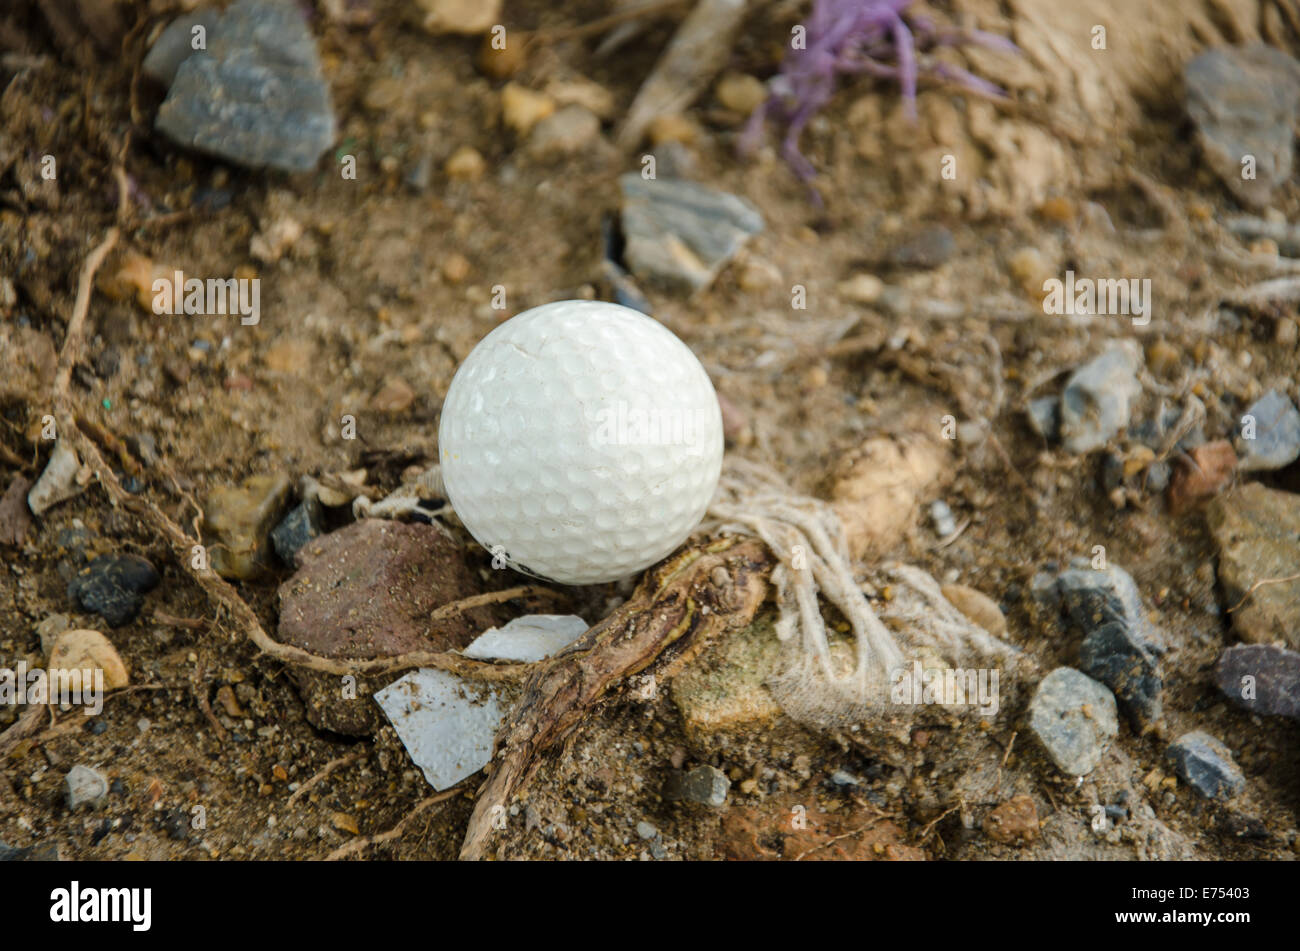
[{"x1": 459, "y1": 534, "x2": 773, "y2": 860}]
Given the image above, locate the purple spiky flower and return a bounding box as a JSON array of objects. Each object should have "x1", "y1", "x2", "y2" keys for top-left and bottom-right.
[{"x1": 739, "y1": 0, "x2": 1017, "y2": 203}]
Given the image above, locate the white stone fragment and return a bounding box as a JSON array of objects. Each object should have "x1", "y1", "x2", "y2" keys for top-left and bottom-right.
[
  {"x1": 463, "y1": 614, "x2": 589, "y2": 662},
  {"x1": 374, "y1": 669, "x2": 503, "y2": 791}
]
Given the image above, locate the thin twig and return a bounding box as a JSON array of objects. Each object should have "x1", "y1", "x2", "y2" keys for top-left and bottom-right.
[
  {"x1": 1227, "y1": 572, "x2": 1300, "y2": 613},
  {"x1": 289, "y1": 750, "x2": 365, "y2": 808},
  {"x1": 324, "y1": 788, "x2": 462, "y2": 861},
  {"x1": 792, "y1": 817, "x2": 884, "y2": 860}
]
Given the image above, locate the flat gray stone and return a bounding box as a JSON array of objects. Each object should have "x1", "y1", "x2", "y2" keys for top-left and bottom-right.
[
  {"x1": 620, "y1": 174, "x2": 763, "y2": 292},
  {"x1": 155, "y1": 0, "x2": 336, "y2": 173},
  {"x1": 463, "y1": 614, "x2": 588, "y2": 662},
  {"x1": 1236, "y1": 389, "x2": 1300, "y2": 473},
  {"x1": 1185, "y1": 45, "x2": 1300, "y2": 209},
  {"x1": 1028, "y1": 667, "x2": 1118, "y2": 777},
  {"x1": 374, "y1": 669, "x2": 504, "y2": 791},
  {"x1": 1167, "y1": 731, "x2": 1245, "y2": 800},
  {"x1": 1058, "y1": 345, "x2": 1142, "y2": 454}
]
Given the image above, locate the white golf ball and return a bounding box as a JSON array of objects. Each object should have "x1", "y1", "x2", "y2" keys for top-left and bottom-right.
[{"x1": 438, "y1": 300, "x2": 724, "y2": 585}]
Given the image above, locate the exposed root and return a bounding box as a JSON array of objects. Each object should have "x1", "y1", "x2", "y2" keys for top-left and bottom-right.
[
  {"x1": 459, "y1": 534, "x2": 773, "y2": 859},
  {"x1": 289, "y1": 750, "x2": 366, "y2": 808},
  {"x1": 325, "y1": 787, "x2": 463, "y2": 861}
]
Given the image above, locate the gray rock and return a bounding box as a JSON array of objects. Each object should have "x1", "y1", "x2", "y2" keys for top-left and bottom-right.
[
  {"x1": 65, "y1": 765, "x2": 108, "y2": 811},
  {"x1": 619, "y1": 174, "x2": 763, "y2": 292},
  {"x1": 463, "y1": 614, "x2": 588, "y2": 662},
  {"x1": 142, "y1": 10, "x2": 222, "y2": 87},
  {"x1": 1028, "y1": 667, "x2": 1118, "y2": 776},
  {"x1": 664, "y1": 765, "x2": 730, "y2": 806},
  {"x1": 1057, "y1": 561, "x2": 1166, "y2": 656},
  {"x1": 1058, "y1": 345, "x2": 1142, "y2": 454},
  {"x1": 270, "y1": 496, "x2": 324, "y2": 565},
  {"x1": 1026, "y1": 396, "x2": 1060, "y2": 441},
  {"x1": 1215, "y1": 643, "x2": 1300, "y2": 720},
  {"x1": 0, "y1": 839, "x2": 61, "y2": 861},
  {"x1": 1236, "y1": 389, "x2": 1300, "y2": 472},
  {"x1": 635, "y1": 820, "x2": 658, "y2": 840},
  {"x1": 374, "y1": 668, "x2": 504, "y2": 791},
  {"x1": 1185, "y1": 45, "x2": 1300, "y2": 209},
  {"x1": 829, "y1": 769, "x2": 860, "y2": 786},
  {"x1": 1167, "y1": 731, "x2": 1245, "y2": 800},
  {"x1": 155, "y1": 0, "x2": 337, "y2": 173},
  {"x1": 1078, "y1": 621, "x2": 1162, "y2": 731}
]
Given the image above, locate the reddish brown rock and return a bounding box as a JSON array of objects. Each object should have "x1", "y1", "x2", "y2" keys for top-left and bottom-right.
[
  {"x1": 277, "y1": 519, "x2": 498, "y2": 733},
  {"x1": 984, "y1": 795, "x2": 1039, "y2": 846},
  {"x1": 1168, "y1": 439, "x2": 1236, "y2": 514}
]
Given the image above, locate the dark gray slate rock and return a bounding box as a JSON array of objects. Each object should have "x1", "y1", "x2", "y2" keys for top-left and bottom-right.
[
  {"x1": 1079, "y1": 621, "x2": 1162, "y2": 731},
  {"x1": 66, "y1": 554, "x2": 160, "y2": 627},
  {"x1": 1058, "y1": 345, "x2": 1142, "y2": 454},
  {"x1": 271, "y1": 496, "x2": 324, "y2": 564},
  {"x1": 1058, "y1": 561, "x2": 1166, "y2": 656},
  {"x1": 1236, "y1": 389, "x2": 1300, "y2": 473},
  {"x1": 1028, "y1": 667, "x2": 1118, "y2": 776},
  {"x1": 664, "y1": 765, "x2": 730, "y2": 806},
  {"x1": 619, "y1": 174, "x2": 763, "y2": 292},
  {"x1": 1185, "y1": 44, "x2": 1300, "y2": 209},
  {"x1": 155, "y1": 0, "x2": 337, "y2": 173},
  {"x1": 1215, "y1": 643, "x2": 1300, "y2": 720},
  {"x1": 1167, "y1": 731, "x2": 1245, "y2": 800}
]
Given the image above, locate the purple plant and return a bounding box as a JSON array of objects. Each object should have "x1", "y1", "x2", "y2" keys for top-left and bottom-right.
[{"x1": 740, "y1": 0, "x2": 1017, "y2": 201}]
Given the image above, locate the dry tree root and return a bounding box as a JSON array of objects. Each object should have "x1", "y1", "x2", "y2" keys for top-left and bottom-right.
[
  {"x1": 459, "y1": 534, "x2": 773, "y2": 860},
  {"x1": 325, "y1": 787, "x2": 463, "y2": 862},
  {"x1": 289, "y1": 750, "x2": 366, "y2": 808}
]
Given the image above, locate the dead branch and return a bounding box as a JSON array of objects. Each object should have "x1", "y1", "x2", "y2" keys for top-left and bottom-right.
[
  {"x1": 325, "y1": 787, "x2": 463, "y2": 861},
  {"x1": 289, "y1": 750, "x2": 366, "y2": 808}
]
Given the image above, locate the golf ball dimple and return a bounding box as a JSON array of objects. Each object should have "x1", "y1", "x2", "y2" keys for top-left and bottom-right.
[{"x1": 438, "y1": 300, "x2": 724, "y2": 585}]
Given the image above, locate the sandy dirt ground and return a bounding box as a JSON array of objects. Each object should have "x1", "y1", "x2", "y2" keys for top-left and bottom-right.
[{"x1": 1, "y1": 0, "x2": 1298, "y2": 860}]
